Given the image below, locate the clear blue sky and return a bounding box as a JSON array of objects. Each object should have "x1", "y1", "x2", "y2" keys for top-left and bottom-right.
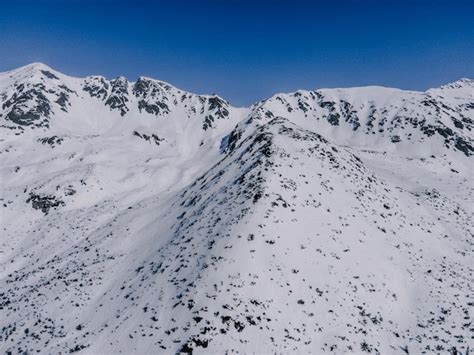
[{"x1": 1, "y1": 0, "x2": 472, "y2": 106}]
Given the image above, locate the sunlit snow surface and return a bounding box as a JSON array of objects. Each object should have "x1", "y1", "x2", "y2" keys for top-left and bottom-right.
[{"x1": 0, "y1": 63, "x2": 472, "y2": 354}]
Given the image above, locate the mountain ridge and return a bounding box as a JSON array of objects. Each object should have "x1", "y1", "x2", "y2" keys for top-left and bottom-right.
[
  {"x1": 2, "y1": 63, "x2": 473, "y2": 157},
  {"x1": 2, "y1": 62, "x2": 472, "y2": 104},
  {"x1": 0, "y1": 63, "x2": 472, "y2": 354}
]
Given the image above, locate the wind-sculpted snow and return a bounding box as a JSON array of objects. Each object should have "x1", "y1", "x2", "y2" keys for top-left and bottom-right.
[{"x1": 0, "y1": 64, "x2": 472, "y2": 354}]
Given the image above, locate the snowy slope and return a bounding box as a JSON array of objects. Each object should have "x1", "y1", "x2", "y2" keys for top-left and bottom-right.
[{"x1": 0, "y1": 64, "x2": 472, "y2": 354}]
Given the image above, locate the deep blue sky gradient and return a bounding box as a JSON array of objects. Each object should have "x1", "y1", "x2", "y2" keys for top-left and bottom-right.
[{"x1": 0, "y1": 0, "x2": 473, "y2": 105}]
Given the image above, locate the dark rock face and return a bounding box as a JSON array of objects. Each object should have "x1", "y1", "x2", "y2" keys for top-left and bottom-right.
[
  {"x1": 340, "y1": 100, "x2": 360, "y2": 130},
  {"x1": 454, "y1": 136, "x2": 474, "y2": 156},
  {"x1": 417, "y1": 123, "x2": 474, "y2": 156},
  {"x1": 318, "y1": 100, "x2": 340, "y2": 126},
  {"x1": 137, "y1": 99, "x2": 170, "y2": 116},
  {"x1": 37, "y1": 135, "x2": 64, "y2": 147},
  {"x1": 220, "y1": 124, "x2": 245, "y2": 154},
  {"x1": 2, "y1": 84, "x2": 52, "y2": 128},
  {"x1": 26, "y1": 192, "x2": 65, "y2": 215},
  {"x1": 132, "y1": 77, "x2": 151, "y2": 97},
  {"x1": 202, "y1": 97, "x2": 230, "y2": 130},
  {"x1": 105, "y1": 77, "x2": 129, "y2": 116},
  {"x1": 55, "y1": 92, "x2": 69, "y2": 112},
  {"x1": 133, "y1": 130, "x2": 165, "y2": 146},
  {"x1": 208, "y1": 97, "x2": 230, "y2": 120},
  {"x1": 40, "y1": 70, "x2": 59, "y2": 80},
  {"x1": 0, "y1": 77, "x2": 76, "y2": 129},
  {"x1": 202, "y1": 115, "x2": 215, "y2": 130},
  {"x1": 391, "y1": 135, "x2": 401, "y2": 143},
  {"x1": 326, "y1": 112, "x2": 340, "y2": 126},
  {"x1": 54, "y1": 85, "x2": 75, "y2": 112},
  {"x1": 133, "y1": 78, "x2": 171, "y2": 116},
  {"x1": 83, "y1": 76, "x2": 110, "y2": 101},
  {"x1": 83, "y1": 76, "x2": 130, "y2": 115}
]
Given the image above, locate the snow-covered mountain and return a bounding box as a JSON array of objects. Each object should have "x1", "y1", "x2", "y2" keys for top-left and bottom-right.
[{"x1": 0, "y1": 63, "x2": 472, "y2": 354}]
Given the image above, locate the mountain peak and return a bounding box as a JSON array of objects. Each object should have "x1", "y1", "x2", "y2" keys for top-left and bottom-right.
[
  {"x1": 15, "y1": 62, "x2": 56, "y2": 74},
  {"x1": 0, "y1": 62, "x2": 63, "y2": 83},
  {"x1": 26, "y1": 61, "x2": 51, "y2": 69},
  {"x1": 436, "y1": 77, "x2": 474, "y2": 90}
]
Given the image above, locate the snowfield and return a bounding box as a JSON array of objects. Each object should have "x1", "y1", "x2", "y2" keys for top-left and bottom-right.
[{"x1": 0, "y1": 63, "x2": 472, "y2": 354}]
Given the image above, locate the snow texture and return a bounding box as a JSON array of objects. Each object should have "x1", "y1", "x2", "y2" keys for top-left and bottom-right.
[{"x1": 0, "y1": 63, "x2": 473, "y2": 354}]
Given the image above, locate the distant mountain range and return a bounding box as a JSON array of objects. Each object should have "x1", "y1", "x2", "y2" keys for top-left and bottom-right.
[{"x1": 0, "y1": 63, "x2": 472, "y2": 354}]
